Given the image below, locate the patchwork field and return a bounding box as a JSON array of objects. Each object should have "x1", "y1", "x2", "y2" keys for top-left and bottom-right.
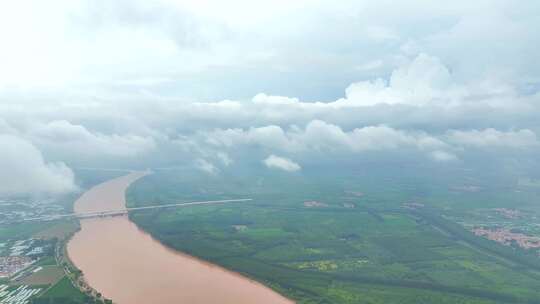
[
  {"x1": 22, "y1": 266, "x2": 64, "y2": 286},
  {"x1": 33, "y1": 222, "x2": 79, "y2": 241},
  {"x1": 126, "y1": 166, "x2": 540, "y2": 304}
]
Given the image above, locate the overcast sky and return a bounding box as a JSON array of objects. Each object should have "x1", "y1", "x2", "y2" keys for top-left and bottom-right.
[{"x1": 1, "y1": 0, "x2": 539, "y2": 195}]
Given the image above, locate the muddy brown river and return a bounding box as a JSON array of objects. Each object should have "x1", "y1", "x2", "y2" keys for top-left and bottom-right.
[{"x1": 67, "y1": 172, "x2": 294, "y2": 304}]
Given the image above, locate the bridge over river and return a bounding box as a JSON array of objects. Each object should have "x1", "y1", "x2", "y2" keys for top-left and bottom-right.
[
  {"x1": 24, "y1": 198, "x2": 252, "y2": 222},
  {"x1": 66, "y1": 172, "x2": 293, "y2": 304}
]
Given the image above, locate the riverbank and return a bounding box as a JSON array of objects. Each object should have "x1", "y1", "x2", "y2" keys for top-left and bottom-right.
[{"x1": 66, "y1": 172, "x2": 294, "y2": 304}]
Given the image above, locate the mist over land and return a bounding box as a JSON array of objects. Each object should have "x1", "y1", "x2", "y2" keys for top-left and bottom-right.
[
  {"x1": 1, "y1": 1, "x2": 540, "y2": 196},
  {"x1": 2, "y1": 1, "x2": 540, "y2": 303}
]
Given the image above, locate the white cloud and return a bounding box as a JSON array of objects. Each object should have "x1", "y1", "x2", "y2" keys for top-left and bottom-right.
[
  {"x1": 0, "y1": 135, "x2": 77, "y2": 195},
  {"x1": 204, "y1": 125, "x2": 295, "y2": 151},
  {"x1": 365, "y1": 25, "x2": 399, "y2": 42},
  {"x1": 203, "y1": 120, "x2": 449, "y2": 157},
  {"x1": 166, "y1": 121, "x2": 540, "y2": 166},
  {"x1": 447, "y1": 128, "x2": 539, "y2": 148},
  {"x1": 0, "y1": 1, "x2": 538, "y2": 175},
  {"x1": 195, "y1": 158, "x2": 219, "y2": 175},
  {"x1": 337, "y1": 53, "x2": 456, "y2": 107},
  {"x1": 0, "y1": 119, "x2": 17, "y2": 134},
  {"x1": 252, "y1": 94, "x2": 300, "y2": 106},
  {"x1": 216, "y1": 152, "x2": 233, "y2": 166},
  {"x1": 30, "y1": 120, "x2": 156, "y2": 157},
  {"x1": 355, "y1": 60, "x2": 384, "y2": 71},
  {"x1": 301, "y1": 120, "x2": 436, "y2": 152},
  {"x1": 1, "y1": 0, "x2": 537, "y2": 99},
  {"x1": 430, "y1": 150, "x2": 458, "y2": 162},
  {"x1": 263, "y1": 155, "x2": 301, "y2": 172}
]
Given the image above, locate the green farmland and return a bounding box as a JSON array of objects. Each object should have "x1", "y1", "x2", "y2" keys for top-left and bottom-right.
[{"x1": 126, "y1": 165, "x2": 540, "y2": 304}]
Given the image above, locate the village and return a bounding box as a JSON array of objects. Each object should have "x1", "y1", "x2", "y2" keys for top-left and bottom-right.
[
  {"x1": 0, "y1": 199, "x2": 66, "y2": 225},
  {"x1": 461, "y1": 208, "x2": 540, "y2": 255},
  {"x1": 0, "y1": 215, "x2": 65, "y2": 304},
  {"x1": 472, "y1": 227, "x2": 540, "y2": 250},
  {"x1": 0, "y1": 239, "x2": 55, "y2": 304},
  {"x1": 0, "y1": 239, "x2": 51, "y2": 279}
]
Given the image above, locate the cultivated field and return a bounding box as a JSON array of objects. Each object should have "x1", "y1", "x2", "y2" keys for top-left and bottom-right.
[
  {"x1": 126, "y1": 165, "x2": 540, "y2": 304},
  {"x1": 21, "y1": 266, "x2": 64, "y2": 286}
]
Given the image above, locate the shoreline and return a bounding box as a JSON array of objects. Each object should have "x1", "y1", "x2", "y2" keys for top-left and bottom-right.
[
  {"x1": 66, "y1": 172, "x2": 294, "y2": 304},
  {"x1": 126, "y1": 217, "x2": 294, "y2": 301},
  {"x1": 59, "y1": 214, "x2": 107, "y2": 302}
]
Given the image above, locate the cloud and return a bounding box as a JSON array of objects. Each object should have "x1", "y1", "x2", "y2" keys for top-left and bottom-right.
[
  {"x1": 204, "y1": 125, "x2": 295, "y2": 151},
  {"x1": 203, "y1": 120, "x2": 449, "y2": 157},
  {"x1": 355, "y1": 60, "x2": 384, "y2": 72},
  {"x1": 247, "y1": 54, "x2": 454, "y2": 109},
  {"x1": 1, "y1": 0, "x2": 538, "y2": 101},
  {"x1": 430, "y1": 150, "x2": 458, "y2": 162},
  {"x1": 216, "y1": 152, "x2": 233, "y2": 166},
  {"x1": 335, "y1": 53, "x2": 456, "y2": 107},
  {"x1": 263, "y1": 155, "x2": 301, "y2": 172},
  {"x1": 195, "y1": 158, "x2": 219, "y2": 175},
  {"x1": 0, "y1": 135, "x2": 77, "y2": 195},
  {"x1": 30, "y1": 120, "x2": 156, "y2": 158},
  {"x1": 447, "y1": 128, "x2": 539, "y2": 148},
  {"x1": 186, "y1": 119, "x2": 540, "y2": 164},
  {"x1": 300, "y1": 120, "x2": 447, "y2": 152},
  {"x1": 0, "y1": 1, "x2": 538, "y2": 179},
  {"x1": 252, "y1": 94, "x2": 300, "y2": 106}
]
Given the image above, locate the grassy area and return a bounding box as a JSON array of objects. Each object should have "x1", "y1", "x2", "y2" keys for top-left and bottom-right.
[
  {"x1": 22, "y1": 266, "x2": 64, "y2": 286},
  {"x1": 126, "y1": 167, "x2": 540, "y2": 304},
  {"x1": 36, "y1": 276, "x2": 91, "y2": 304},
  {"x1": 33, "y1": 221, "x2": 79, "y2": 240},
  {"x1": 35, "y1": 256, "x2": 58, "y2": 267},
  {"x1": 0, "y1": 221, "x2": 58, "y2": 242}
]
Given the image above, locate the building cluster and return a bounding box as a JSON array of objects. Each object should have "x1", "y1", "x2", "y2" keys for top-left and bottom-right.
[
  {"x1": 0, "y1": 285, "x2": 41, "y2": 304},
  {"x1": 493, "y1": 208, "x2": 522, "y2": 219},
  {"x1": 0, "y1": 239, "x2": 49, "y2": 279},
  {"x1": 0, "y1": 257, "x2": 34, "y2": 279},
  {"x1": 3, "y1": 240, "x2": 45, "y2": 258},
  {"x1": 304, "y1": 201, "x2": 328, "y2": 208},
  {"x1": 472, "y1": 227, "x2": 540, "y2": 250},
  {"x1": 0, "y1": 199, "x2": 65, "y2": 224}
]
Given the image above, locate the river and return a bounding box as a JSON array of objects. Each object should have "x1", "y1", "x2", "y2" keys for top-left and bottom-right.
[{"x1": 66, "y1": 172, "x2": 294, "y2": 304}]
